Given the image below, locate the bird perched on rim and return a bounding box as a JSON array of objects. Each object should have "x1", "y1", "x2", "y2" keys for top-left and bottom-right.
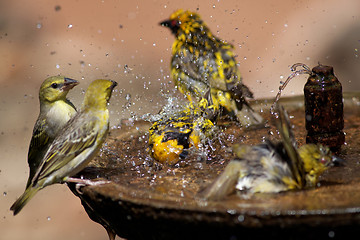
[
  {"x1": 160, "y1": 9, "x2": 263, "y2": 127},
  {"x1": 198, "y1": 106, "x2": 341, "y2": 200},
  {"x1": 148, "y1": 98, "x2": 217, "y2": 165},
  {"x1": 10, "y1": 79, "x2": 117, "y2": 215},
  {"x1": 26, "y1": 76, "x2": 79, "y2": 188}
]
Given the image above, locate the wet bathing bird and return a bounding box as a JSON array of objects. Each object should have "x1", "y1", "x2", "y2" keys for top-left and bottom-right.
[
  {"x1": 26, "y1": 76, "x2": 79, "y2": 188},
  {"x1": 198, "y1": 106, "x2": 340, "y2": 200},
  {"x1": 160, "y1": 9, "x2": 263, "y2": 127},
  {"x1": 10, "y1": 79, "x2": 117, "y2": 215},
  {"x1": 148, "y1": 98, "x2": 217, "y2": 165}
]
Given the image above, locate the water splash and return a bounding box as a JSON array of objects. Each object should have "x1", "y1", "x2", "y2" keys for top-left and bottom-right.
[{"x1": 270, "y1": 63, "x2": 312, "y2": 117}]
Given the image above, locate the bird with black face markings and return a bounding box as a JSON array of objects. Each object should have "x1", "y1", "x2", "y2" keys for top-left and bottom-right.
[{"x1": 160, "y1": 9, "x2": 263, "y2": 128}]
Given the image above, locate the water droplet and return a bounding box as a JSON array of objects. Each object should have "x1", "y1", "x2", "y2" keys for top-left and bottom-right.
[
  {"x1": 55, "y1": 5, "x2": 61, "y2": 11},
  {"x1": 328, "y1": 231, "x2": 335, "y2": 238},
  {"x1": 36, "y1": 23, "x2": 42, "y2": 29},
  {"x1": 3, "y1": 192, "x2": 7, "y2": 196},
  {"x1": 55, "y1": 64, "x2": 60, "y2": 69},
  {"x1": 212, "y1": 4, "x2": 216, "y2": 8},
  {"x1": 47, "y1": 216, "x2": 51, "y2": 221},
  {"x1": 67, "y1": 24, "x2": 73, "y2": 29},
  {"x1": 284, "y1": 23, "x2": 288, "y2": 27},
  {"x1": 227, "y1": 209, "x2": 237, "y2": 214},
  {"x1": 125, "y1": 93, "x2": 131, "y2": 101}
]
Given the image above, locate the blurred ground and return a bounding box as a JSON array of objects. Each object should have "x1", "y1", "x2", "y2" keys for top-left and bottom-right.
[{"x1": 0, "y1": 0, "x2": 359, "y2": 239}]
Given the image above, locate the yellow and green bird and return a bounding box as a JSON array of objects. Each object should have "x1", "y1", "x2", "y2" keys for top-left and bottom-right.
[
  {"x1": 27, "y1": 76, "x2": 79, "y2": 188},
  {"x1": 198, "y1": 106, "x2": 341, "y2": 200},
  {"x1": 160, "y1": 9, "x2": 263, "y2": 127},
  {"x1": 10, "y1": 79, "x2": 117, "y2": 215}
]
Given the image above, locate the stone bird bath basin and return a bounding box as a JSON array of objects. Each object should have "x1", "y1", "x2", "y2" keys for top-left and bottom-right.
[{"x1": 68, "y1": 93, "x2": 360, "y2": 239}]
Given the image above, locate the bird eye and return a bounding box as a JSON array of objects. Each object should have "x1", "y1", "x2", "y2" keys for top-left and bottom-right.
[
  {"x1": 320, "y1": 157, "x2": 327, "y2": 164},
  {"x1": 171, "y1": 20, "x2": 179, "y2": 26},
  {"x1": 51, "y1": 83, "x2": 58, "y2": 88}
]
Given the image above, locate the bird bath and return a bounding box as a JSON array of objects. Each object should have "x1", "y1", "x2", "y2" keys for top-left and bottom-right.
[{"x1": 68, "y1": 93, "x2": 360, "y2": 239}]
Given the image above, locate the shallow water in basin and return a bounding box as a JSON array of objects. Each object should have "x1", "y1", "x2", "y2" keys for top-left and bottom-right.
[{"x1": 79, "y1": 96, "x2": 360, "y2": 214}]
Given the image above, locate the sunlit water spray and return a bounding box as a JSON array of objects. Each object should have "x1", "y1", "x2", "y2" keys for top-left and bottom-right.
[{"x1": 270, "y1": 63, "x2": 312, "y2": 117}]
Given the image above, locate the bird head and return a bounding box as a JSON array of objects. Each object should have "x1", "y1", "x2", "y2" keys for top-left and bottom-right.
[
  {"x1": 298, "y1": 144, "x2": 336, "y2": 187},
  {"x1": 82, "y1": 79, "x2": 117, "y2": 111},
  {"x1": 39, "y1": 76, "x2": 79, "y2": 103},
  {"x1": 160, "y1": 9, "x2": 207, "y2": 38}
]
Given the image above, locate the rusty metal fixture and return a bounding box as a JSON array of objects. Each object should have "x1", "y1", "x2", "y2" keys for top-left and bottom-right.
[
  {"x1": 304, "y1": 64, "x2": 344, "y2": 152},
  {"x1": 271, "y1": 63, "x2": 345, "y2": 152}
]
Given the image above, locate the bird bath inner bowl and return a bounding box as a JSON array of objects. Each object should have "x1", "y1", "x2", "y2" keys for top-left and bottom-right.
[{"x1": 68, "y1": 93, "x2": 360, "y2": 239}]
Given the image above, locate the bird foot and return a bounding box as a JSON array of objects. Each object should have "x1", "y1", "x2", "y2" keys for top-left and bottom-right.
[{"x1": 66, "y1": 177, "x2": 110, "y2": 194}]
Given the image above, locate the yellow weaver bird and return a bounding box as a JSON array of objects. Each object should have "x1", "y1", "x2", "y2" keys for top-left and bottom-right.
[
  {"x1": 27, "y1": 76, "x2": 78, "y2": 188},
  {"x1": 160, "y1": 9, "x2": 263, "y2": 127},
  {"x1": 198, "y1": 106, "x2": 341, "y2": 200},
  {"x1": 148, "y1": 98, "x2": 217, "y2": 165},
  {"x1": 10, "y1": 79, "x2": 117, "y2": 215}
]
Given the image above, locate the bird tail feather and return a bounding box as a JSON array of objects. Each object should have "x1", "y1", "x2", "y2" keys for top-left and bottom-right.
[{"x1": 10, "y1": 186, "x2": 40, "y2": 215}]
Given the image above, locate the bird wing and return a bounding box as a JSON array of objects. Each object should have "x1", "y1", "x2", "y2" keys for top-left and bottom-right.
[
  {"x1": 276, "y1": 105, "x2": 306, "y2": 187},
  {"x1": 32, "y1": 114, "x2": 98, "y2": 184},
  {"x1": 172, "y1": 45, "x2": 209, "y2": 95},
  {"x1": 28, "y1": 118, "x2": 51, "y2": 162},
  {"x1": 197, "y1": 160, "x2": 243, "y2": 201},
  {"x1": 26, "y1": 118, "x2": 53, "y2": 187}
]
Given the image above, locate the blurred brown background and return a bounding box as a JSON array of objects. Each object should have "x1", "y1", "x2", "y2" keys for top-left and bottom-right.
[{"x1": 0, "y1": 0, "x2": 359, "y2": 239}]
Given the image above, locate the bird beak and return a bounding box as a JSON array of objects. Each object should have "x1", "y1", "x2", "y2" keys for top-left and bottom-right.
[
  {"x1": 160, "y1": 20, "x2": 171, "y2": 28},
  {"x1": 109, "y1": 80, "x2": 118, "y2": 90},
  {"x1": 62, "y1": 78, "x2": 79, "y2": 91}
]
